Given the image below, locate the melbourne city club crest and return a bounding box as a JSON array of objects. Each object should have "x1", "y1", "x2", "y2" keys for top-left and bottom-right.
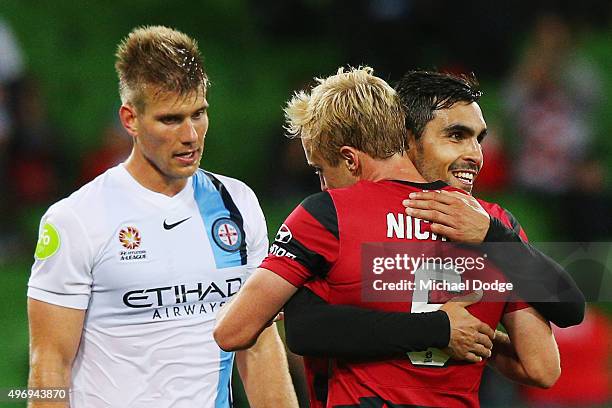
[
  {"x1": 212, "y1": 218, "x2": 242, "y2": 252},
  {"x1": 118, "y1": 226, "x2": 147, "y2": 261}
]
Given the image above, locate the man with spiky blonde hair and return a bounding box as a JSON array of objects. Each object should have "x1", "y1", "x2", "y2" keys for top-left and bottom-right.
[
  {"x1": 27, "y1": 26, "x2": 297, "y2": 408},
  {"x1": 214, "y1": 67, "x2": 560, "y2": 408},
  {"x1": 282, "y1": 66, "x2": 408, "y2": 192},
  {"x1": 214, "y1": 67, "x2": 440, "y2": 348},
  {"x1": 287, "y1": 67, "x2": 406, "y2": 170}
]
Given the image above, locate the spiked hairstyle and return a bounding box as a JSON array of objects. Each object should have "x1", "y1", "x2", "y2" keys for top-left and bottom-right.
[
  {"x1": 285, "y1": 66, "x2": 406, "y2": 166},
  {"x1": 115, "y1": 25, "x2": 209, "y2": 112}
]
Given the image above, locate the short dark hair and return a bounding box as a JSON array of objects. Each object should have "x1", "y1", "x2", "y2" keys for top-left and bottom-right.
[{"x1": 395, "y1": 71, "x2": 482, "y2": 139}]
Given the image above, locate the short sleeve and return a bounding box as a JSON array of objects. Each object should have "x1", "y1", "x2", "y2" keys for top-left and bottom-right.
[
  {"x1": 504, "y1": 297, "x2": 530, "y2": 314},
  {"x1": 261, "y1": 192, "x2": 339, "y2": 287},
  {"x1": 27, "y1": 203, "x2": 94, "y2": 309}
]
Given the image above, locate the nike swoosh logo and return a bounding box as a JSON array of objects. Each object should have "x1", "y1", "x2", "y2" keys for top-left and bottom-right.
[{"x1": 163, "y1": 217, "x2": 192, "y2": 230}]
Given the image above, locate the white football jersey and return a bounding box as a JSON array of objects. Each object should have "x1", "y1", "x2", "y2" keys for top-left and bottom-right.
[{"x1": 28, "y1": 164, "x2": 268, "y2": 408}]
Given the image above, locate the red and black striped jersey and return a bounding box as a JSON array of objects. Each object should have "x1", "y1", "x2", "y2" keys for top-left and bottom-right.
[{"x1": 261, "y1": 179, "x2": 528, "y2": 408}]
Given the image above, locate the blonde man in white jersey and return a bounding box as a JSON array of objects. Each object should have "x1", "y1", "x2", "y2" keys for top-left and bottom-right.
[{"x1": 27, "y1": 26, "x2": 298, "y2": 408}]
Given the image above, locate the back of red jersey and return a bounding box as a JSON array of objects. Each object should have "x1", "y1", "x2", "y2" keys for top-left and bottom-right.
[{"x1": 262, "y1": 179, "x2": 526, "y2": 408}]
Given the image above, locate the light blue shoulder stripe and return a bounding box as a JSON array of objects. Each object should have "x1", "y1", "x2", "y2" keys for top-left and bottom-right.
[{"x1": 192, "y1": 170, "x2": 243, "y2": 269}]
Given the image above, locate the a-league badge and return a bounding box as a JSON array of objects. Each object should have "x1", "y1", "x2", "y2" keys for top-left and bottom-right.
[
  {"x1": 119, "y1": 226, "x2": 141, "y2": 249},
  {"x1": 212, "y1": 218, "x2": 242, "y2": 252},
  {"x1": 117, "y1": 226, "x2": 147, "y2": 262}
]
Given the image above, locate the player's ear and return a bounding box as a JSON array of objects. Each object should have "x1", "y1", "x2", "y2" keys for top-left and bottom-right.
[
  {"x1": 119, "y1": 104, "x2": 139, "y2": 138},
  {"x1": 339, "y1": 146, "x2": 360, "y2": 175}
]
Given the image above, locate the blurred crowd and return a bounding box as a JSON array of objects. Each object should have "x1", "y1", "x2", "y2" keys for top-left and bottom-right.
[
  {"x1": 0, "y1": 18, "x2": 132, "y2": 258},
  {"x1": 0, "y1": 18, "x2": 60, "y2": 257},
  {"x1": 265, "y1": 5, "x2": 612, "y2": 243},
  {"x1": 0, "y1": 3, "x2": 610, "y2": 407}
]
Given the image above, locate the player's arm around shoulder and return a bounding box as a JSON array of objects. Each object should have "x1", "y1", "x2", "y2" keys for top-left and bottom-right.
[
  {"x1": 489, "y1": 307, "x2": 561, "y2": 389},
  {"x1": 28, "y1": 299, "x2": 85, "y2": 408}
]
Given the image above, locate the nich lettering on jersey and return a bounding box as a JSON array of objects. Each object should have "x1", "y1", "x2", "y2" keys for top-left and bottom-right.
[{"x1": 386, "y1": 213, "x2": 447, "y2": 241}]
